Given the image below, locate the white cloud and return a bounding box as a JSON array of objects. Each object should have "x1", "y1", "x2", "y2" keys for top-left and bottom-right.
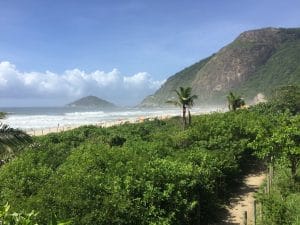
[
  {"x1": 0, "y1": 61, "x2": 165, "y2": 106},
  {"x1": 124, "y1": 72, "x2": 150, "y2": 88}
]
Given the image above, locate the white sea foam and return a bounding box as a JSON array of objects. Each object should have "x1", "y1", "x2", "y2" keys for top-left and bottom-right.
[
  {"x1": 64, "y1": 111, "x2": 106, "y2": 117},
  {"x1": 0, "y1": 108, "x2": 177, "y2": 130},
  {"x1": 1, "y1": 107, "x2": 219, "y2": 131}
]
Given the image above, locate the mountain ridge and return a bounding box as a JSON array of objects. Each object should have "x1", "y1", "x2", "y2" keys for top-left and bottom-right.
[{"x1": 140, "y1": 27, "x2": 300, "y2": 107}]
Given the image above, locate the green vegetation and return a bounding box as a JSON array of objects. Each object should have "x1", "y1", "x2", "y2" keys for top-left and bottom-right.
[
  {"x1": 269, "y1": 85, "x2": 300, "y2": 115},
  {"x1": 166, "y1": 87, "x2": 197, "y2": 128},
  {"x1": 0, "y1": 112, "x2": 32, "y2": 165},
  {"x1": 0, "y1": 112, "x2": 258, "y2": 224},
  {"x1": 163, "y1": 55, "x2": 212, "y2": 90},
  {"x1": 238, "y1": 40, "x2": 300, "y2": 99},
  {"x1": 248, "y1": 91, "x2": 300, "y2": 225},
  {"x1": 0, "y1": 85, "x2": 299, "y2": 224},
  {"x1": 0, "y1": 203, "x2": 72, "y2": 225},
  {"x1": 0, "y1": 203, "x2": 38, "y2": 225},
  {"x1": 226, "y1": 91, "x2": 245, "y2": 111},
  {"x1": 0, "y1": 112, "x2": 7, "y2": 119},
  {"x1": 141, "y1": 28, "x2": 300, "y2": 106},
  {"x1": 256, "y1": 165, "x2": 300, "y2": 225},
  {"x1": 140, "y1": 56, "x2": 212, "y2": 107}
]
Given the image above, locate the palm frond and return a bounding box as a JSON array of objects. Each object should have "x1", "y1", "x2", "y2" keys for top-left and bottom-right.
[
  {"x1": 190, "y1": 95, "x2": 198, "y2": 100},
  {"x1": 0, "y1": 123, "x2": 32, "y2": 159},
  {"x1": 227, "y1": 91, "x2": 245, "y2": 111},
  {"x1": 179, "y1": 87, "x2": 185, "y2": 95},
  {"x1": 0, "y1": 112, "x2": 6, "y2": 119},
  {"x1": 166, "y1": 100, "x2": 181, "y2": 107},
  {"x1": 184, "y1": 87, "x2": 192, "y2": 97}
]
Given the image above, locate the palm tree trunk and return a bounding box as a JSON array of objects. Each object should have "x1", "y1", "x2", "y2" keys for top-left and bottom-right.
[{"x1": 182, "y1": 106, "x2": 187, "y2": 129}]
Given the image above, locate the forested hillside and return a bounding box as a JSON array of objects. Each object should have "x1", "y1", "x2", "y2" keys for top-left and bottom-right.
[{"x1": 141, "y1": 27, "x2": 300, "y2": 107}]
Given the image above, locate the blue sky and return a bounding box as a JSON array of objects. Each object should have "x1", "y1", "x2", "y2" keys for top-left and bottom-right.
[{"x1": 0, "y1": 0, "x2": 300, "y2": 106}]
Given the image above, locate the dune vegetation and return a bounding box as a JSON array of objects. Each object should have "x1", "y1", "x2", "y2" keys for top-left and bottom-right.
[{"x1": 0, "y1": 86, "x2": 299, "y2": 225}]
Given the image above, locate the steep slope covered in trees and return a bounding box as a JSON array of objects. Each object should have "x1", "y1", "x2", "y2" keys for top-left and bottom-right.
[{"x1": 141, "y1": 27, "x2": 300, "y2": 106}]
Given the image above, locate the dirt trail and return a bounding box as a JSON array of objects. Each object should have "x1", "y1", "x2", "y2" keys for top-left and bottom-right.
[{"x1": 219, "y1": 171, "x2": 266, "y2": 225}]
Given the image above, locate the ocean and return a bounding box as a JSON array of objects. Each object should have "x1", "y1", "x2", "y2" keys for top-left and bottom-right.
[
  {"x1": 0, "y1": 107, "x2": 186, "y2": 131},
  {"x1": 0, "y1": 106, "x2": 223, "y2": 133}
]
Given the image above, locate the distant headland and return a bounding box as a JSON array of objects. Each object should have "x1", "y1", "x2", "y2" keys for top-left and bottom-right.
[{"x1": 66, "y1": 95, "x2": 117, "y2": 109}]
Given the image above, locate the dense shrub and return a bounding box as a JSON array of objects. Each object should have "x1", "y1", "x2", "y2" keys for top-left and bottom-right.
[
  {"x1": 1, "y1": 106, "x2": 299, "y2": 224},
  {"x1": 257, "y1": 165, "x2": 300, "y2": 225}
]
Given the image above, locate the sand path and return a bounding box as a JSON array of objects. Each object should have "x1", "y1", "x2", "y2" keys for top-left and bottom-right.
[{"x1": 218, "y1": 171, "x2": 266, "y2": 225}]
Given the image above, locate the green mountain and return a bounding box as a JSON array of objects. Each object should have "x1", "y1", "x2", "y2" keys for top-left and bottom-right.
[
  {"x1": 141, "y1": 27, "x2": 300, "y2": 107},
  {"x1": 66, "y1": 96, "x2": 116, "y2": 108}
]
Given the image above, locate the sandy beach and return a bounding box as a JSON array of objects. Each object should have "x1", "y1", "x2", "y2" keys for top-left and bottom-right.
[
  {"x1": 7, "y1": 106, "x2": 225, "y2": 137},
  {"x1": 26, "y1": 115, "x2": 172, "y2": 136}
]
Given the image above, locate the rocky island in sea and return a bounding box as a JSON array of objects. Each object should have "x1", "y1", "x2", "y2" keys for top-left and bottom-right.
[{"x1": 66, "y1": 95, "x2": 117, "y2": 109}]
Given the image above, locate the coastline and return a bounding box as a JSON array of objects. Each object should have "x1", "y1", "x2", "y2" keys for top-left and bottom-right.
[
  {"x1": 2, "y1": 106, "x2": 227, "y2": 136},
  {"x1": 26, "y1": 115, "x2": 172, "y2": 136}
]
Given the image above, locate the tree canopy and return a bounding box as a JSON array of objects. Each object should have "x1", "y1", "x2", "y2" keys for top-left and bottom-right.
[
  {"x1": 167, "y1": 87, "x2": 197, "y2": 128},
  {"x1": 227, "y1": 91, "x2": 245, "y2": 111},
  {"x1": 270, "y1": 85, "x2": 300, "y2": 115}
]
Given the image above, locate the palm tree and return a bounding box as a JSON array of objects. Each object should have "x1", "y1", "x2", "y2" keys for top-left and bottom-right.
[
  {"x1": 227, "y1": 92, "x2": 245, "y2": 111},
  {"x1": 0, "y1": 113, "x2": 31, "y2": 165},
  {"x1": 167, "y1": 87, "x2": 198, "y2": 128}
]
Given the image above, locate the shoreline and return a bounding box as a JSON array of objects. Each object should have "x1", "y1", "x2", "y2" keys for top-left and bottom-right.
[
  {"x1": 26, "y1": 115, "x2": 172, "y2": 136},
  {"x1": 14, "y1": 107, "x2": 226, "y2": 136}
]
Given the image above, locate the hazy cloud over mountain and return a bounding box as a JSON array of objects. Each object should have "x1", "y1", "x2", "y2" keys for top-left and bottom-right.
[{"x1": 0, "y1": 61, "x2": 164, "y2": 106}]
